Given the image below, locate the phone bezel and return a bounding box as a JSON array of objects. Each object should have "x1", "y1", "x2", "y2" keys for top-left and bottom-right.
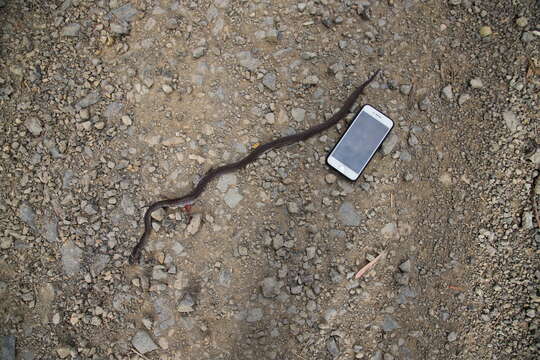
[{"x1": 326, "y1": 104, "x2": 394, "y2": 181}]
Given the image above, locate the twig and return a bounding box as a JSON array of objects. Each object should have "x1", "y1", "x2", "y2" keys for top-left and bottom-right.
[
  {"x1": 355, "y1": 251, "x2": 386, "y2": 279},
  {"x1": 131, "y1": 348, "x2": 151, "y2": 360}
]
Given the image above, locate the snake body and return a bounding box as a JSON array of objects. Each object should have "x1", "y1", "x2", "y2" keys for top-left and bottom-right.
[{"x1": 129, "y1": 70, "x2": 380, "y2": 264}]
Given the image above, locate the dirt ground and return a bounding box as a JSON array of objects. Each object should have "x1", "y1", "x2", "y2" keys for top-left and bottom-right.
[{"x1": 0, "y1": 0, "x2": 538, "y2": 359}]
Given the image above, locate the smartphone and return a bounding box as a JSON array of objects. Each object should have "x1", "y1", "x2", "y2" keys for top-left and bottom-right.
[{"x1": 327, "y1": 105, "x2": 394, "y2": 181}]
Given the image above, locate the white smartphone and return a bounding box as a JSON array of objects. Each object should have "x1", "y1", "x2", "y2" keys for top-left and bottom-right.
[{"x1": 327, "y1": 105, "x2": 394, "y2": 181}]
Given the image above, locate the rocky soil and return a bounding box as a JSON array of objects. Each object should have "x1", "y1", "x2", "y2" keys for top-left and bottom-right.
[{"x1": 0, "y1": 0, "x2": 538, "y2": 359}]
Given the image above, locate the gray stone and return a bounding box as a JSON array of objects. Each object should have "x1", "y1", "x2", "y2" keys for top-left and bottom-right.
[
  {"x1": 399, "y1": 84, "x2": 412, "y2": 95},
  {"x1": 165, "y1": 18, "x2": 178, "y2": 29},
  {"x1": 162, "y1": 84, "x2": 173, "y2": 94},
  {"x1": 265, "y1": 29, "x2": 279, "y2": 43},
  {"x1": 236, "y1": 51, "x2": 260, "y2": 71},
  {"x1": 502, "y1": 111, "x2": 519, "y2": 132},
  {"x1": 121, "y1": 195, "x2": 135, "y2": 215},
  {"x1": 44, "y1": 217, "x2": 58, "y2": 242},
  {"x1": 1, "y1": 336, "x2": 15, "y2": 360},
  {"x1": 448, "y1": 0, "x2": 461, "y2": 5},
  {"x1": 151, "y1": 208, "x2": 165, "y2": 221},
  {"x1": 91, "y1": 254, "x2": 110, "y2": 275},
  {"x1": 261, "y1": 277, "x2": 280, "y2": 298},
  {"x1": 399, "y1": 151, "x2": 412, "y2": 161},
  {"x1": 522, "y1": 211, "x2": 534, "y2": 229},
  {"x1": 262, "y1": 72, "x2": 277, "y2": 91},
  {"x1": 224, "y1": 188, "x2": 243, "y2": 208},
  {"x1": 287, "y1": 202, "x2": 299, "y2": 214},
  {"x1": 381, "y1": 134, "x2": 398, "y2": 155},
  {"x1": 61, "y1": 242, "x2": 83, "y2": 276},
  {"x1": 56, "y1": 347, "x2": 71, "y2": 359},
  {"x1": 110, "y1": 4, "x2": 139, "y2": 22},
  {"x1": 399, "y1": 259, "x2": 411, "y2": 273},
  {"x1": 1, "y1": 237, "x2": 12, "y2": 250},
  {"x1": 110, "y1": 21, "x2": 129, "y2": 34},
  {"x1": 246, "y1": 308, "x2": 263, "y2": 322},
  {"x1": 529, "y1": 149, "x2": 540, "y2": 168},
  {"x1": 272, "y1": 235, "x2": 284, "y2": 250},
  {"x1": 382, "y1": 315, "x2": 400, "y2": 332},
  {"x1": 21, "y1": 350, "x2": 34, "y2": 360},
  {"x1": 419, "y1": 97, "x2": 431, "y2": 111},
  {"x1": 306, "y1": 246, "x2": 316, "y2": 259},
  {"x1": 380, "y1": 222, "x2": 398, "y2": 238},
  {"x1": 337, "y1": 202, "x2": 360, "y2": 226},
  {"x1": 154, "y1": 298, "x2": 175, "y2": 335},
  {"x1": 178, "y1": 294, "x2": 195, "y2": 312},
  {"x1": 215, "y1": 0, "x2": 229, "y2": 8},
  {"x1": 303, "y1": 75, "x2": 319, "y2": 85},
  {"x1": 458, "y1": 93, "x2": 471, "y2": 106},
  {"x1": 218, "y1": 269, "x2": 232, "y2": 287},
  {"x1": 396, "y1": 286, "x2": 417, "y2": 304},
  {"x1": 447, "y1": 331, "x2": 458, "y2": 342},
  {"x1": 62, "y1": 170, "x2": 74, "y2": 189},
  {"x1": 516, "y1": 17, "x2": 528, "y2": 27},
  {"x1": 327, "y1": 337, "x2": 340, "y2": 357},
  {"x1": 152, "y1": 266, "x2": 168, "y2": 281},
  {"x1": 408, "y1": 133, "x2": 419, "y2": 146},
  {"x1": 301, "y1": 51, "x2": 317, "y2": 60},
  {"x1": 19, "y1": 203, "x2": 36, "y2": 229},
  {"x1": 76, "y1": 92, "x2": 100, "y2": 108},
  {"x1": 132, "y1": 331, "x2": 158, "y2": 354},
  {"x1": 291, "y1": 108, "x2": 306, "y2": 122},
  {"x1": 521, "y1": 31, "x2": 536, "y2": 43},
  {"x1": 395, "y1": 272, "x2": 409, "y2": 285},
  {"x1": 25, "y1": 117, "x2": 43, "y2": 136},
  {"x1": 192, "y1": 47, "x2": 206, "y2": 59},
  {"x1": 186, "y1": 213, "x2": 202, "y2": 235},
  {"x1": 103, "y1": 102, "x2": 124, "y2": 118},
  {"x1": 470, "y1": 78, "x2": 483, "y2": 88},
  {"x1": 441, "y1": 85, "x2": 453, "y2": 101},
  {"x1": 61, "y1": 23, "x2": 81, "y2": 37},
  {"x1": 217, "y1": 174, "x2": 237, "y2": 192},
  {"x1": 325, "y1": 174, "x2": 337, "y2": 184}
]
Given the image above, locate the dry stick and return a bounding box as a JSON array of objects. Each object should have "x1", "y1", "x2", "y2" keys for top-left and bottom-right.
[
  {"x1": 355, "y1": 251, "x2": 386, "y2": 279},
  {"x1": 131, "y1": 348, "x2": 151, "y2": 360}
]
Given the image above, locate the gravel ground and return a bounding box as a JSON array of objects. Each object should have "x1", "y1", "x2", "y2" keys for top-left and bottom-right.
[{"x1": 0, "y1": 0, "x2": 538, "y2": 359}]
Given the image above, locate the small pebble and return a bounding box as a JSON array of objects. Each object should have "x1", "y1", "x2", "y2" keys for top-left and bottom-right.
[
  {"x1": 441, "y1": 85, "x2": 454, "y2": 101},
  {"x1": 470, "y1": 78, "x2": 483, "y2": 89},
  {"x1": 162, "y1": 84, "x2": 173, "y2": 94},
  {"x1": 325, "y1": 174, "x2": 337, "y2": 184},
  {"x1": 121, "y1": 115, "x2": 132, "y2": 126},
  {"x1": 399, "y1": 84, "x2": 412, "y2": 95},
  {"x1": 192, "y1": 47, "x2": 206, "y2": 59},
  {"x1": 479, "y1": 26, "x2": 492, "y2": 37},
  {"x1": 515, "y1": 17, "x2": 528, "y2": 28},
  {"x1": 458, "y1": 93, "x2": 471, "y2": 106}
]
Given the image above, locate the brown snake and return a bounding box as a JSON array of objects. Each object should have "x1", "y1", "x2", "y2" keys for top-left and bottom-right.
[{"x1": 129, "y1": 70, "x2": 380, "y2": 264}]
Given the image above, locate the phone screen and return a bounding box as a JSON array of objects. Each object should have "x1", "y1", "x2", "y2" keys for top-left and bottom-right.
[{"x1": 331, "y1": 111, "x2": 391, "y2": 174}]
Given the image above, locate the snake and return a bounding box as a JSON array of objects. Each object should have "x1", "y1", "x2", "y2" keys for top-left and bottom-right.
[{"x1": 129, "y1": 70, "x2": 380, "y2": 264}]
